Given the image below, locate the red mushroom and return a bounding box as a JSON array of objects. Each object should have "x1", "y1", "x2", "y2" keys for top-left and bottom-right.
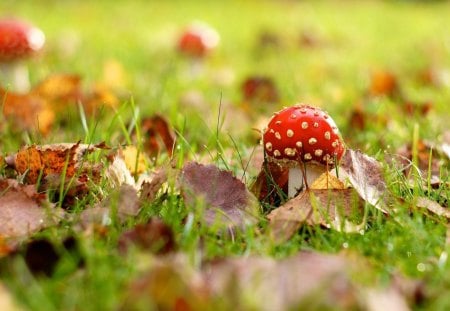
[
  {"x1": 262, "y1": 104, "x2": 345, "y2": 197},
  {"x1": 177, "y1": 22, "x2": 219, "y2": 59},
  {"x1": 0, "y1": 19, "x2": 45, "y2": 92}
]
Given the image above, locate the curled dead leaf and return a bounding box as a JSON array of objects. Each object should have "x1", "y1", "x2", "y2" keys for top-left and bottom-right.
[
  {"x1": 268, "y1": 188, "x2": 365, "y2": 243},
  {"x1": 338, "y1": 149, "x2": 387, "y2": 212}
]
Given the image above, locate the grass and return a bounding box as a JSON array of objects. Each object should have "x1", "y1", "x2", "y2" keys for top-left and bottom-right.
[{"x1": 1, "y1": 0, "x2": 450, "y2": 310}]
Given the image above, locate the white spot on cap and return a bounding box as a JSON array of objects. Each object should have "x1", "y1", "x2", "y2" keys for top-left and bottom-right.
[
  {"x1": 300, "y1": 108, "x2": 307, "y2": 113},
  {"x1": 265, "y1": 142, "x2": 272, "y2": 151},
  {"x1": 308, "y1": 137, "x2": 317, "y2": 145},
  {"x1": 314, "y1": 149, "x2": 323, "y2": 157},
  {"x1": 304, "y1": 153, "x2": 312, "y2": 160},
  {"x1": 301, "y1": 122, "x2": 308, "y2": 129},
  {"x1": 296, "y1": 141, "x2": 303, "y2": 148},
  {"x1": 332, "y1": 140, "x2": 339, "y2": 148},
  {"x1": 269, "y1": 129, "x2": 275, "y2": 133},
  {"x1": 275, "y1": 121, "x2": 282, "y2": 125},
  {"x1": 324, "y1": 131, "x2": 331, "y2": 140},
  {"x1": 313, "y1": 122, "x2": 319, "y2": 128},
  {"x1": 284, "y1": 148, "x2": 296, "y2": 156},
  {"x1": 290, "y1": 114, "x2": 297, "y2": 119},
  {"x1": 314, "y1": 111, "x2": 319, "y2": 116},
  {"x1": 274, "y1": 150, "x2": 281, "y2": 157},
  {"x1": 286, "y1": 129, "x2": 294, "y2": 137},
  {"x1": 275, "y1": 132, "x2": 281, "y2": 140}
]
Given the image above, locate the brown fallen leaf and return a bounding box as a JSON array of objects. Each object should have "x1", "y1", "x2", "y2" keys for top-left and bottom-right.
[
  {"x1": 241, "y1": 75, "x2": 279, "y2": 105},
  {"x1": 31, "y1": 74, "x2": 82, "y2": 109},
  {"x1": 396, "y1": 139, "x2": 444, "y2": 182},
  {"x1": 310, "y1": 172, "x2": 346, "y2": 190},
  {"x1": 415, "y1": 197, "x2": 450, "y2": 218},
  {"x1": 140, "y1": 167, "x2": 168, "y2": 203},
  {"x1": 6, "y1": 142, "x2": 107, "y2": 184},
  {"x1": 0, "y1": 179, "x2": 62, "y2": 245},
  {"x1": 82, "y1": 84, "x2": 119, "y2": 116},
  {"x1": 180, "y1": 161, "x2": 260, "y2": 232},
  {"x1": 369, "y1": 69, "x2": 401, "y2": 98},
  {"x1": 251, "y1": 160, "x2": 289, "y2": 205},
  {"x1": 338, "y1": 149, "x2": 387, "y2": 212},
  {"x1": 139, "y1": 115, "x2": 176, "y2": 158},
  {"x1": 268, "y1": 188, "x2": 365, "y2": 243},
  {"x1": 78, "y1": 184, "x2": 140, "y2": 232},
  {"x1": 118, "y1": 218, "x2": 176, "y2": 255},
  {"x1": 204, "y1": 251, "x2": 358, "y2": 311},
  {"x1": 0, "y1": 87, "x2": 55, "y2": 134}
]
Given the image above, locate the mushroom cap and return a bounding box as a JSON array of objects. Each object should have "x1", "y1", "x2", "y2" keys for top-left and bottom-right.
[
  {"x1": 262, "y1": 104, "x2": 345, "y2": 167},
  {"x1": 177, "y1": 22, "x2": 219, "y2": 58},
  {"x1": 0, "y1": 19, "x2": 45, "y2": 62}
]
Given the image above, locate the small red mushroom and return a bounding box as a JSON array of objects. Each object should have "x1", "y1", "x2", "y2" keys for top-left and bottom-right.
[
  {"x1": 262, "y1": 104, "x2": 345, "y2": 197},
  {"x1": 0, "y1": 19, "x2": 45, "y2": 92},
  {"x1": 177, "y1": 22, "x2": 219, "y2": 59}
]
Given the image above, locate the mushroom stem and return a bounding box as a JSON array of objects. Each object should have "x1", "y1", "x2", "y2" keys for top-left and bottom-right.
[
  {"x1": 0, "y1": 62, "x2": 30, "y2": 93},
  {"x1": 288, "y1": 163, "x2": 326, "y2": 198}
]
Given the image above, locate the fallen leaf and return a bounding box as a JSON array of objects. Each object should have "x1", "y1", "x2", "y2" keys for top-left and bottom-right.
[
  {"x1": 251, "y1": 161, "x2": 289, "y2": 205},
  {"x1": 395, "y1": 139, "x2": 444, "y2": 182},
  {"x1": 0, "y1": 88, "x2": 55, "y2": 134},
  {"x1": 338, "y1": 149, "x2": 387, "y2": 212},
  {"x1": 364, "y1": 286, "x2": 410, "y2": 311},
  {"x1": 415, "y1": 197, "x2": 450, "y2": 218},
  {"x1": 180, "y1": 161, "x2": 260, "y2": 231},
  {"x1": 118, "y1": 218, "x2": 176, "y2": 254},
  {"x1": 140, "y1": 167, "x2": 168, "y2": 203},
  {"x1": 268, "y1": 188, "x2": 365, "y2": 243},
  {"x1": 139, "y1": 115, "x2": 176, "y2": 158},
  {"x1": 369, "y1": 70, "x2": 400, "y2": 98},
  {"x1": 78, "y1": 184, "x2": 140, "y2": 231},
  {"x1": 241, "y1": 76, "x2": 279, "y2": 104},
  {"x1": 310, "y1": 172, "x2": 346, "y2": 190},
  {"x1": 125, "y1": 254, "x2": 209, "y2": 311},
  {"x1": 82, "y1": 84, "x2": 119, "y2": 116},
  {"x1": 31, "y1": 74, "x2": 82, "y2": 109},
  {"x1": 6, "y1": 142, "x2": 107, "y2": 184},
  {"x1": 119, "y1": 145, "x2": 149, "y2": 175},
  {"x1": 204, "y1": 252, "x2": 358, "y2": 311},
  {"x1": 0, "y1": 179, "x2": 62, "y2": 242}
]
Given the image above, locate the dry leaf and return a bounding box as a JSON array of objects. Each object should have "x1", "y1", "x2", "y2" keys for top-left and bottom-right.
[
  {"x1": 180, "y1": 161, "x2": 260, "y2": 231},
  {"x1": 268, "y1": 188, "x2": 365, "y2": 243},
  {"x1": 118, "y1": 218, "x2": 176, "y2": 255},
  {"x1": 415, "y1": 197, "x2": 450, "y2": 218},
  {"x1": 310, "y1": 172, "x2": 346, "y2": 190},
  {"x1": 31, "y1": 74, "x2": 82, "y2": 109},
  {"x1": 79, "y1": 184, "x2": 140, "y2": 231},
  {"x1": 119, "y1": 145, "x2": 148, "y2": 175},
  {"x1": 251, "y1": 161, "x2": 289, "y2": 205},
  {"x1": 139, "y1": 115, "x2": 176, "y2": 158},
  {"x1": 0, "y1": 179, "x2": 62, "y2": 242},
  {"x1": 241, "y1": 76, "x2": 279, "y2": 104},
  {"x1": 338, "y1": 149, "x2": 387, "y2": 212},
  {"x1": 7, "y1": 142, "x2": 106, "y2": 184},
  {"x1": 0, "y1": 88, "x2": 55, "y2": 134},
  {"x1": 140, "y1": 167, "x2": 168, "y2": 203},
  {"x1": 82, "y1": 84, "x2": 119, "y2": 116},
  {"x1": 204, "y1": 252, "x2": 357, "y2": 311},
  {"x1": 369, "y1": 70, "x2": 400, "y2": 98}
]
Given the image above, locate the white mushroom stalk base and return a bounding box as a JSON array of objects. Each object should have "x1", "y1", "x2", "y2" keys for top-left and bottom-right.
[
  {"x1": 288, "y1": 163, "x2": 326, "y2": 198},
  {"x1": 0, "y1": 62, "x2": 30, "y2": 93}
]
